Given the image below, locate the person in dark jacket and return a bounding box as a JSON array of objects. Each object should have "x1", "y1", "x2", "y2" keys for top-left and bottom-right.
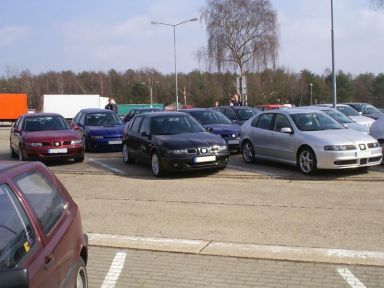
[
  {"x1": 105, "y1": 98, "x2": 118, "y2": 113},
  {"x1": 230, "y1": 93, "x2": 242, "y2": 106}
]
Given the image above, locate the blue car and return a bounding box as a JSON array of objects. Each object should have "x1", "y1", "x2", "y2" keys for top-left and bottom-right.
[
  {"x1": 71, "y1": 108, "x2": 124, "y2": 152},
  {"x1": 180, "y1": 108, "x2": 241, "y2": 151}
]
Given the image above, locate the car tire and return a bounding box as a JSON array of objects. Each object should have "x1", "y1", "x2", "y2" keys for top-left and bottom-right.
[
  {"x1": 242, "y1": 140, "x2": 255, "y2": 163},
  {"x1": 83, "y1": 137, "x2": 90, "y2": 152},
  {"x1": 10, "y1": 143, "x2": 17, "y2": 158},
  {"x1": 297, "y1": 147, "x2": 317, "y2": 175},
  {"x1": 151, "y1": 151, "x2": 165, "y2": 177},
  {"x1": 122, "y1": 143, "x2": 135, "y2": 164},
  {"x1": 75, "y1": 258, "x2": 88, "y2": 288},
  {"x1": 74, "y1": 155, "x2": 85, "y2": 162}
]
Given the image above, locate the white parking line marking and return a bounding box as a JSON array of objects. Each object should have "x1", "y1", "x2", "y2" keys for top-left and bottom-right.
[
  {"x1": 89, "y1": 159, "x2": 125, "y2": 174},
  {"x1": 101, "y1": 252, "x2": 127, "y2": 288},
  {"x1": 337, "y1": 268, "x2": 366, "y2": 288},
  {"x1": 228, "y1": 164, "x2": 280, "y2": 177}
]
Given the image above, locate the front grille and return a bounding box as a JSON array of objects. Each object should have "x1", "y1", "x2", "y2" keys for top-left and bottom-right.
[
  {"x1": 369, "y1": 156, "x2": 382, "y2": 163},
  {"x1": 334, "y1": 160, "x2": 357, "y2": 165},
  {"x1": 187, "y1": 149, "x2": 197, "y2": 154},
  {"x1": 360, "y1": 158, "x2": 368, "y2": 165}
]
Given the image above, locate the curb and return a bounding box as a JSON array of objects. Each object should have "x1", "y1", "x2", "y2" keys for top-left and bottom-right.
[{"x1": 88, "y1": 233, "x2": 384, "y2": 267}]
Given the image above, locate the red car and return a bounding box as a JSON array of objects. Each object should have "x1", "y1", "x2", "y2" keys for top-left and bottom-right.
[
  {"x1": 0, "y1": 161, "x2": 88, "y2": 288},
  {"x1": 10, "y1": 113, "x2": 84, "y2": 162}
]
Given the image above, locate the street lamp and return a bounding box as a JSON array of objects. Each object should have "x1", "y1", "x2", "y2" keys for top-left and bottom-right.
[
  {"x1": 331, "y1": 0, "x2": 337, "y2": 108},
  {"x1": 309, "y1": 83, "x2": 313, "y2": 105},
  {"x1": 151, "y1": 17, "x2": 198, "y2": 110}
]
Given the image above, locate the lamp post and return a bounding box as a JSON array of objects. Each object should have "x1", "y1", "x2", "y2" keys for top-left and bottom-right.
[
  {"x1": 309, "y1": 83, "x2": 313, "y2": 105},
  {"x1": 151, "y1": 17, "x2": 198, "y2": 110},
  {"x1": 331, "y1": 0, "x2": 337, "y2": 108}
]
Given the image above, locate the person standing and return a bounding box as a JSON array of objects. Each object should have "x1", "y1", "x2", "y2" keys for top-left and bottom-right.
[
  {"x1": 231, "y1": 93, "x2": 242, "y2": 106},
  {"x1": 105, "y1": 98, "x2": 118, "y2": 113}
]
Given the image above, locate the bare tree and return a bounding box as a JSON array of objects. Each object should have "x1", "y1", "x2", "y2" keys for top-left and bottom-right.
[
  {"x1": 200, "y1": 0, "x2": 278, "y2": 75},
  {"x1": 370, "y1": 0, "x2": 384, "y2": 9}
]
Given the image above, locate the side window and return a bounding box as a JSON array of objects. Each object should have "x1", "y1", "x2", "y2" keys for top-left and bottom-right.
[
  {"x1": 0, "y1": 184, "x2": 35, "y2": 269},
  {"x1": 273, "y1": 114, "x2": 292, "y2": 132},
  {"x1": 73, "y1": 113, "x2": 80, "y2": 123},
  {"x1": 139, "y1": 117, "x2": 151, "y2": 135},
  {"x1": 255, "y1": 113, "x2": 274, "y2": 130},
  {"x1": 251, "y1": 116, "x2": 259, "y2": 127},
  {"x1": 130, "y1": 117, "x2": 143, "y2": 133},
  {"x1": 79, "y1": 113, "x2": 86, "y2": 125},
  {"x1": 224, "y1": 109, "x2": 237, "y2": 121},
  {"x1": 17, "y1": 117, "x2": 24, "y2": 130},
  {"x1": 15, "y1": 171, "x2": 66, "y2": 234}
]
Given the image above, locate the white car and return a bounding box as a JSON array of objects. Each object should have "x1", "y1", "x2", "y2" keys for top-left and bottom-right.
[
  {"x1": 240, "y1": 109, "x2": 382, "y2": 174},
  {"x1": 316, "y1": 104, "x2": 375, "y2": 127}
]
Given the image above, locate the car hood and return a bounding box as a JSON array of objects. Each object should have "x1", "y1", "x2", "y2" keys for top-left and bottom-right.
[
  {"x1": 86, "y1": 125, "x2": 124, "y2": 136},
  {"x1": 204, "y1": 124, "x2": 240, "y2": 135},
  {"x1": 23, "y1": 130, "x2": 80, "y2": 141},
  {"x1": 344, "y1": 122, "x2": 369, "y2": 134},
  {"x1": 154, "y1": 132, "x2": 226, "y2": 150},
  {"x1": 349, "y1": 115, "x2": 375, "y2": 126},
  {"x1": 369, "y1": 116, "x2": 384, "y2": 139},
  {"x1": 302, "y1": 129, "x2": 377, "y2": 145}
]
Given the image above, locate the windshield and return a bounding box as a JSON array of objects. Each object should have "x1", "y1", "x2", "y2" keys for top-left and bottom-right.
[
  {"x1": 234, "y1": 108, "x2": 255, "y2": 121},
  {"x1": 337, "y1": 105, "x2": 360, "y2": 116},
  {"x1": 86, "y1": 112, "x2": 123, "y2": 126},
  {"x1": 361, "y1": 104, "x2": 381, "y2": 114},
  {"x1": 322, "y1": 109, "x2": 354, "y2": 124},
  {"x1": 0, "y1": 184, "x2": 35, "y2": 269},
  {"x1": 151, "y1": 115, "x2": 205, "y2": 135},
  {"x1": 189, "y1": 111, "x2": 232, "y2": 125},
  {"x1": 291, "y1": 112, "x2": 345, "y2": 131},
  {"x1": 24, "y1": 116, "x2": 70, "y2": 131}
]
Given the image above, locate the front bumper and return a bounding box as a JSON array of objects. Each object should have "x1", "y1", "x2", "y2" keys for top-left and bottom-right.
[
  {"x1": 23, "y1": 145, "x2": 84, "y2": 160},
  {"x1": 316, "y1": 147, "x2": 382, "y2": 169},
  {"x1": 160, "y1": 153, "x2": 230, "y2": 171},
  {"x1": 87, "y1": 137, "x2": 123, "y2": 151}
]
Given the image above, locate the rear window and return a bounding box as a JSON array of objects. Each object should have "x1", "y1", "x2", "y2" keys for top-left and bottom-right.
[
  {"x1": 14, "y1": 171, "x2": 66, "y2": 234},
  {"x1": 0, "y1": 184, "x2": 35, "y2": 269}
]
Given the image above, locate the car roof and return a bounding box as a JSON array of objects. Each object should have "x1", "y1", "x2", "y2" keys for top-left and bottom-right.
[
  {"x1": 139, "y1": 111, "x2": 189, "y2": 118},
  {"x1": 219, "y1": 106, "x2": 254, "y2": 110},
  {"x1": 80, "y1": 108, "x2": 114, "y2": 113},
  {"x1": 261, "y1": 108, "x2": 324, "y2": 115},
  {"x1": 0, "y1": 161, "x2": 27, "y2": 174},
  {"x1": 179, "y1": 108, "x2": 215, "y2": 112},
  {"x1": 21, "y1": 112, "x2": 63, "y2": 117}
]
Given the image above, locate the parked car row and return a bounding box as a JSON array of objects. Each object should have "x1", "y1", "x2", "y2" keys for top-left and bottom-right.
[{"x1": 8, "y1": 102, "x2": 384, "y2": 177}]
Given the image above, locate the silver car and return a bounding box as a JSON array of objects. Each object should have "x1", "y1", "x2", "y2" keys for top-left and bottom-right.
[
  {"x1": 316, "y1": 104, "x2": 375, "y2": 127},
  {"x1": 240, "y1": 109, "x2": 382, "y2": 174}
]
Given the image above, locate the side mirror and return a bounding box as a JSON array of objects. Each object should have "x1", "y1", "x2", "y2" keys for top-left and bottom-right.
[
  {"x1": 141, "y1": 131, "x2": 150, "y2": 138},
  {"x1": 0, "y1": 268, "x2": 29, "y2": 288},
  {"x1": 280, "y1": 127, "x2": 293, "y2": 134},
  {"x1": 72, "y1": 125, "x2": 80, "y2": 131},
  {"x1": 205, "y1": 127, "x2": 213, "y2": 132},
  {"x1": 13, "y1": 128, "x2": 21, "y2": 134}
]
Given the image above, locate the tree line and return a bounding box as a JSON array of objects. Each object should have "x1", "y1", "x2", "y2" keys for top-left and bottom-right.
[{"x1": 1, "y1": 68, "x2": 384, "y2": 110}]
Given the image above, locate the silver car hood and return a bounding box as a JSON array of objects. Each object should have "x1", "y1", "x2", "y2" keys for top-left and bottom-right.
[
  {"x1": 349, "y1": 115, "x2": 375, "y2": 126},
  {"x1": 301, "y1": 129, "x2": 377, "y2": 146}
]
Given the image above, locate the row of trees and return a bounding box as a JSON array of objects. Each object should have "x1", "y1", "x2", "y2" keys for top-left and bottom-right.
[{"x1": 1, "y1": 68, "x2": 384, "y2": 110}]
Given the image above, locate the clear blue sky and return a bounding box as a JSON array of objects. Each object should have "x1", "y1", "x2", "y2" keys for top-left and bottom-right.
[{"x1": 0, "y1": 0, "x2": 382, "y2": 75}]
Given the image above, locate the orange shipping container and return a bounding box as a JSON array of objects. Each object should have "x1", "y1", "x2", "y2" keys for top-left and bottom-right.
[{"x1": 0, "y1": 93, "x2": 28, "y2": 121}]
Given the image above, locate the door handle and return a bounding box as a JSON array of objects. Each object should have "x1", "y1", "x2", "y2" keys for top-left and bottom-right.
[{"x1": 43, "y1": 255, "x2": 55, "y2": 270}]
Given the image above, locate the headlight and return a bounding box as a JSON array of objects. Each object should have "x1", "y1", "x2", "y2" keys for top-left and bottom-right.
[
  {"x1": 167, "y1": 149, "x2": 188, "y2": 155},
  {"x1": 368, "y1": 142, "x2": 380, "y2": 148},
  {"x1": 324, "y1": 145, "x2": 356, "y2": 151},
  {"x1": 231, "y1": 133, "x2": 237, "y2": 138},
  {"x1": 91, "y1": 135, "x2": 104, "y2": 140},
  {"x1": 212, "y1": 145, "x2": 228, "y2": 152},
  {"x1": 28, "y1": 142, "x2": 43, "y2": 147},
  {"x1": 71, "y1": 139, "x2": 83, "y2": 145}
]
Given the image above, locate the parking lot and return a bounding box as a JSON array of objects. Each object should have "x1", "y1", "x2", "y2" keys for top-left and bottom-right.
[{"x1": 1, "y1": 126, "x2": 384, "y2": 287}]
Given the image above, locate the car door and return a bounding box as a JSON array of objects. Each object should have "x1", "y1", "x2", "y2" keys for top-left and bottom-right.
[
  {"x1": 0, "y1": 182, "x2": 59, "y2": 288},
  {"x1": 269, "y1": 113, "x2": 297, "y2": 163},
  {"x1": 10, "y1": 116, "x2": 23, "y2": 154},
  {"x1": 136, "y1": 117, "x2": 153, "y2": 163},
  {"x1": 249, "y1": 113, "x2": 275, "y2": 159},
  {"x1": 126, "y1": 116, "x2": 144, "y2": 159},
  {"x1": 13, "y1": 169, "x2": 71, "y2": 288}
]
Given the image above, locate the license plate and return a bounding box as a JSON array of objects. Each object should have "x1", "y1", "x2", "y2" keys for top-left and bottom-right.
[
  {"x1": 227, "y1": 139, "x2": 239, "y2": 145},
  {"x1": 48, "y1": 148, "x2": 68, "y2": 154},
  {"x1": 108, "y1": 140, "x2": 122, "y2": 145},
  {"x1": 194, "y1": 156, "x2": 216, "y2": 163},
  {"x1": 358, "y1": 150, "x2": 371, "y2": 158}
]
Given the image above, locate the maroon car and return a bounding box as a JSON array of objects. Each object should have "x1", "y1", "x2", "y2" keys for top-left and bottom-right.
[
  {"x1": 0, "y1": 161, "x2": 88, "y2": 288},
  {"x1": 10, "y1": 113, "x2": 84, "y2": 162}
]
